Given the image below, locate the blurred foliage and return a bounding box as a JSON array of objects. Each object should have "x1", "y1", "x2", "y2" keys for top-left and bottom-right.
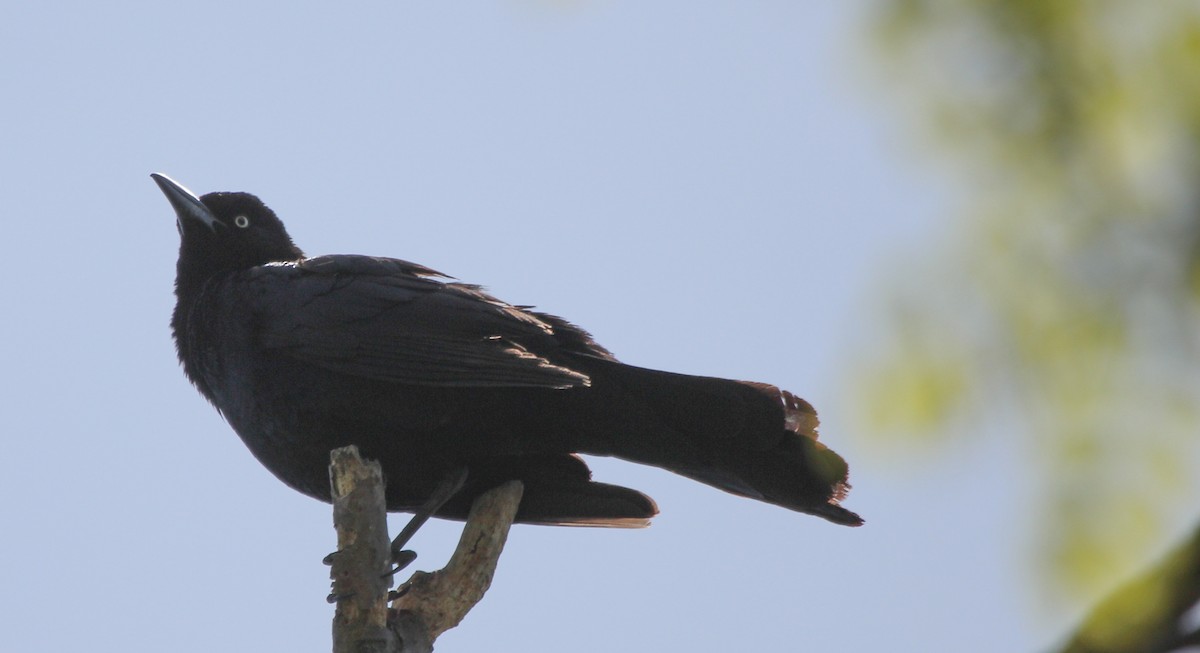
[
  {"x1": 858, "y1": 0, "x2": 1200, "y2": 612},
  {"x1": 1060, "y1": 522, "x2": 1200, "y2": 653}
]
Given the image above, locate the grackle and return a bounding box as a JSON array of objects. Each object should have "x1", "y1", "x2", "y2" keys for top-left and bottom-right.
[{"x1": 155, "y1": 173, "x2": 862, "y2": 540}]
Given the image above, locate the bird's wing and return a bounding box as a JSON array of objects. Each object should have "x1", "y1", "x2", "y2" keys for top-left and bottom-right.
[{"x1": 241, "y1": 254, "x2": 593, "y2": 388}]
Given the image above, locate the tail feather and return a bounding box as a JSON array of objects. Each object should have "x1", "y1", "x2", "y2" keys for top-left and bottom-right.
[
  {"x1": 580, "y1": 360, "x2": 862, "y2": 526},
  {"x1": 721, "y1": 382, "x2": 861, "y2": 526},
  {"x1": 432, "y1": 453, "x2": 659, "y2": 526},
  {"x1": 515, "y1": 480, "x2": 658, "y2": 527}
]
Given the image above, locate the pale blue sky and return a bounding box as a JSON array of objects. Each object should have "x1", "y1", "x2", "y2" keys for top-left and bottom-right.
[{"x1": 1, "y1": 2, "x2": 1057, "y2": 651}]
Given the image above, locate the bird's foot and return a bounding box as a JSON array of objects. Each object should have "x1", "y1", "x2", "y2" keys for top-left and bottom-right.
[
  {"x1": 381, "y1": 467, "x2": 469, "y2": 581},
  {"x1": 386, "y1": 549, "x2": 418, "y2": 576}
]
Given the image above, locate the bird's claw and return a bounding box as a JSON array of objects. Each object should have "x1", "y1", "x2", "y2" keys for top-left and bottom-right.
[
  {"x1": 387, "y1": 584, "x2": 413, "y2": 602},
  {"x1": 386, "y1": 549, "x2": 418, "y2": 577},
  {"x1": 326, "y1": 591, "x2": 356, "y2": 604}
]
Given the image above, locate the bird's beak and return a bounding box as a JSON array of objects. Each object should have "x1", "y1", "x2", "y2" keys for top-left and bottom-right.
[{"x1": 151, "y1": 173, "x2": 220, "y2": 231}]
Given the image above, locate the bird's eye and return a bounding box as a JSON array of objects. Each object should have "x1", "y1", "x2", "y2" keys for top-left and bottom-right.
[{"x1": 234, "y1": 215, "x2": 250, "y2": 228}]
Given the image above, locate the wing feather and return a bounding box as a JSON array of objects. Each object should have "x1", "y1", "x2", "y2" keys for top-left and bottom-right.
[{"x1": 242, "y1": 255, "x2": 591, "y2": 388}]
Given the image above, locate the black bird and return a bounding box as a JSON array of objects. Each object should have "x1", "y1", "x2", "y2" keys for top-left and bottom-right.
[{"x1": 155, "y1": 173, "x2": 862, "y2": 532}]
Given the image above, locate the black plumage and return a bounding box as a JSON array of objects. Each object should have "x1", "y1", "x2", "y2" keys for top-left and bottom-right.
[{"x1": 155, "y1": 173, "x2": 862, "y2": 528}]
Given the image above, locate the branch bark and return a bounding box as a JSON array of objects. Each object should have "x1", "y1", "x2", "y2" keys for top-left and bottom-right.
[
  {"x1": 328, "y1": 446, "x2": 523, "y2": 652},
  {"x1": 329, "y1": 446, "x2": 393, "y2": 653},
  {"x1": 391, "y1": 479, "x2": 524, "y2": 640}
]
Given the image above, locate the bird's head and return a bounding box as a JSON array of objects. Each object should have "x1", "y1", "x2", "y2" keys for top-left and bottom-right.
[{"x1": 152, "y1": 173, "x2": 304, "y2": 290}]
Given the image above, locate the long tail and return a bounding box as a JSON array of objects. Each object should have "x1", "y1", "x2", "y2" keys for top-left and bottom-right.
[{"x1": 580, "y1": 359, "x2": 863, "y2": 526}]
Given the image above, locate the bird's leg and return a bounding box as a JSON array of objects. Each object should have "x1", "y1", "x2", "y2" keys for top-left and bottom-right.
[{"x1": 385, "y1": 466, "x2": 469, "y2": 577}]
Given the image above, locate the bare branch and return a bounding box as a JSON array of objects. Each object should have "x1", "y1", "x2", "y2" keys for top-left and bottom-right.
[
  {"x1": 392, "y1": 480, "x2": 525, "y2": 640},
  {"x1": 329, "y1": 446, "x2": 393, "y2": 653},
  {"x1": 327, "y1": 445, "x2": 524, "y2": 652}
]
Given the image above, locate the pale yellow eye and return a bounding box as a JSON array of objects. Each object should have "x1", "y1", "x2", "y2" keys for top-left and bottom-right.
[{"x1": 234, "y1": 215, "x2": 250, "y2": 228}]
